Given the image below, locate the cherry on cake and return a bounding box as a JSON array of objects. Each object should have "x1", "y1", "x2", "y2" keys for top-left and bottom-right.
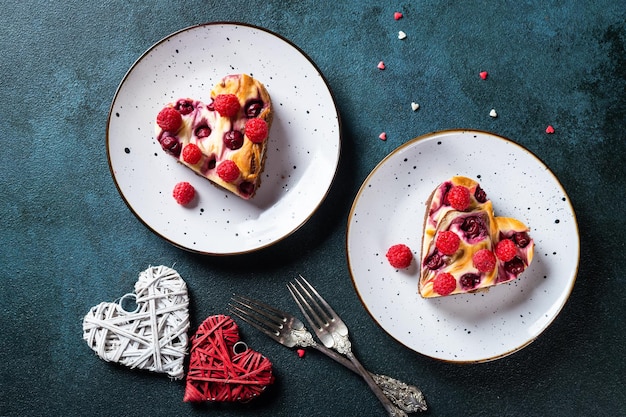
[
  {"x1": 419, "y1": 176, "x2": 534, "y2": 298},
  {"x1": 155, "y1": 74, "x2": 273, "y2": 199}
]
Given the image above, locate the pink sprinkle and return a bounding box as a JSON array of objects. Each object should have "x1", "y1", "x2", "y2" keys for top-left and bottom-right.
[
  {"x1": 377, "y1": 61, "x2": 386, "y2": 70},
  {"x1": 546, "y1": 125, "x2": 555, "y2": 134},
  {"x1": 297, "y1": 349, "x2": 306, "y2": 358},
  {"x1": 379, "y1": 132, "x2": 387, "y2": 141},
  {"x1": 394, "y1": 12, "x2": 403, "y2": 20},
  {"x1": 479, "y1": 71, "x2": 488, "y2": 80}
]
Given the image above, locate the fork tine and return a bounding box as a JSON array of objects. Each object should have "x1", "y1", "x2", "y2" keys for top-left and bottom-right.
[
  {"x1": 287, "y1": 281, "x2": 326, "y2": 331},
  {"x1": 229, "y1": 295, "x2": 287, "y2": 340},
  {"x1": 229, "y1": 305, "x2": 280, "y2": 341},
  {"x1": 297, "y1": 275, "x2": 338, "y2": 323},
  {"x1": 231, "y1": 294, "x2": 287, "y2": 324}
]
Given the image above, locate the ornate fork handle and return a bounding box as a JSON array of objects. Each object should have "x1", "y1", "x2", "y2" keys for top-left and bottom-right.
[
  {"x1": 336, "y1": 335, "x2": 408, "y2": 417},
  {"x1": 293, "y1": 328, "x2": 426, "y2": 414}
]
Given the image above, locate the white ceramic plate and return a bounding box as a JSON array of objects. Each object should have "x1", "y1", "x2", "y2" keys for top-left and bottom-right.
[
  {"x1": 347, "y1": 130, "x2": 579, "y2": 363},
  {"x1": 107, "y1": 23, "x2": 340, "y2": 255}
]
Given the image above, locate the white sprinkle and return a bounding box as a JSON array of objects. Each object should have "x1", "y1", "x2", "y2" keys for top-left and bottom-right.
[
  {"x1": 489, "y1": 108, "x2": 498, "y2": 118},
  {"x1": 398, "y1": 31, "x2": 407, "y2": 40},
  {"x1": 411, "y1": 102, "x2": 420, "y2": 111}
]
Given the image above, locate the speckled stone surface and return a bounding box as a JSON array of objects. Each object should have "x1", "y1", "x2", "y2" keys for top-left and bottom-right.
[{"x1": 1, "y1": 1, "x2": 625, "y2": 416}]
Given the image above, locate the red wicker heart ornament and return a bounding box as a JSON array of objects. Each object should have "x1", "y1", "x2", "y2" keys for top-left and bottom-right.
[{"x1": 184, "y1": 315, "x2": 274, "y2": 402}]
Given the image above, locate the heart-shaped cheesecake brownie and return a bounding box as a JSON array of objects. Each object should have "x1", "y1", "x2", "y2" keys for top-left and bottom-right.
[
  {"x1": 419, "y1": 176, "x2": 534, "y2": 297},
  {"x1": 82, "y1": 265, "x2": 190, "y2": 379},
  {"x1": 184, "y1": 315, "x2": 274, "y2": 402},
  {"x1": 155, "y1": 74, "x2": 273, "y2": 199}
]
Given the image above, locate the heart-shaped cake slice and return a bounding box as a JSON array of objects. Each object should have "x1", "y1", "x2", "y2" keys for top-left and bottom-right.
[
  {"x1": 82, "y1": 265, "x2": 190, "y2": 379},
  {"x1": 419, "y1": 176, "x2": 534, "y2": 297},
  {"x1": 155, "y1": 74, "x2": 273, "y2": 199},
  {"x1": 184, "y1": 315, "x2": 274, "y2": 402}
]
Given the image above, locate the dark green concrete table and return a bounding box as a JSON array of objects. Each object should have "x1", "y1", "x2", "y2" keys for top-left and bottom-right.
[{"x1": 1, "y1": 1, "x2": 625, "y2": 416}]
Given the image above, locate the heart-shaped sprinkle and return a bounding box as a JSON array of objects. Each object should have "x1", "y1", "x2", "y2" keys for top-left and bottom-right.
[
  {"x1": 394, "y1": 12, "x2": 403, "y2": 20},
  {"x1": 398, "y1": 31, "x2": 407, "y2": 40},
  {"x1": 184, "y1": 315, "x2": 274, "y2": 402},
  {"x1": 480, "y1": 71, "x2": 488, "y2": 80},
  {"x1": 297, "y1": 349, "x2": 306, "y2": 358},
  {"x1": 489, "y1": 109, "x2": 498, "y2": 118},
  {"x1": 82, "y1": 266, "x2": 190, "y2": 379},
  {"x1": 379, "y1": 132, "x2": 387, "y2": 141},
  {"x1": 377, "y1": 61, "x2": 386, "y2": 70},
  {"x1": 546, "y1": 125, "x2": 555, "y2": 134},
  {"x1": 411, "y1": 102, "x2": 420, "y2": 111}
]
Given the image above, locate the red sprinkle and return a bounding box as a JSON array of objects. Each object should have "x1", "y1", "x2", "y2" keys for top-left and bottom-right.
[
  {"x1": 435, "y1": 231, "x2": 460, "y2": 255},
  {"x1": 479, "y1": 71, "x2": 488, "y2": 80},
  {"x1": 213, "y1": 94, "x2": 241, "y2": 117},
  {"x1": 433, "y1": 272, "x2": 456, "y2": 296},
  {"x1": 473, "y1": 249, "x2": 496, "y2": 272},
  {"x1": 394, "y1": 12, "x2": 403, "y2": 20},
  {"x1": 546, "y1": 125, "x2": 555, "y2": 134},
  {"x1": 245, "y1": 118, "x2": 269, "y2": 143},
  {"x1": 495, "y1": 239, "x2": 517, "y2": 262},
  {"x1": 216, "y1": 160, "x2": 240, "y2": 182},
  {"x1": 447, "y1": 185, "x2": 471, "y2": 211},
  {"x1": 156, "y1": 107, "x2": 182, "y2": 132},
  {"x1": 172, "y1": 181, "x2": 195, "y2": 205},
  {"x1": 386, "y1": 244, "x2": 413, "y2": 269},
  {"x1": 297, "y1": 349, "x2": 306, "y2": 358},
  {"x1": 379, "y1": 132, "x2": 387, "y2": 141},
  {"x1": 182, "y1": 143, "x2": 202, "y2": 164},
  {"x1": 377, "y1": 61, "x2": 386, "y2": 70}
]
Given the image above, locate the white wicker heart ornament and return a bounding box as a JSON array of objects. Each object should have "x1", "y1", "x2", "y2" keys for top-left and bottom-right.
[{"x1": 82, "y1": 265, "x2": 190, "y2": 379}]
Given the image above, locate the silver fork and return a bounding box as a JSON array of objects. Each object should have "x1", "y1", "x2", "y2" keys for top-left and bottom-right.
[
  {"x1": 288, "y1": 275, "x2": 410, "y2": 417},
  {"x1": 229, "y1": 295, "x2": 427, "y2": 414}
]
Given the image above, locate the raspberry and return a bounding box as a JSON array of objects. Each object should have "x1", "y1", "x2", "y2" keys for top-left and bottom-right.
[
  {"x1": 433, "y1": 272, "x2": 456, "y2": 296},
  {"x1": 172, "y1": 182, "x2": 195, "y2": 205},
  {"x1": 182, "y1": 143, "x2": 202, "y2": 164},
  {"x1": 473, "y1": 249, "x2": 496, "y2": 272},
  {"x1": 217, "y1": 160, "x2": 240, "y2": 182},
  {"x1": 245, "y1": 118, "x2": 269, "y2": 143},
  {"x1": 435, "y1": 231, "x2": 460, "y2": 255},
  {"x1": 385, "y1": 244, "x2": 413, "y2": 269},
  {"x1": 213, "y1": 94, "x2": 241, "y2": 117},
  {"x1": 156, "y1": 107, "x2": 182, "y2": 132},
  {"x1": 447, "y1": 185, "x2": 471, "y2": 211},
  {"x1": 495, "y1": 239, "x2": 517, "y2": 262}
]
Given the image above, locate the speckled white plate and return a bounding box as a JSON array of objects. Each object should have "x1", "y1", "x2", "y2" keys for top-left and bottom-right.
[
  {"x1": 107, "y1": 23, "x2": 340, "y2": 255},
  {"x1": 347, "y1": 130, "x2": 579, "y2": 362}
]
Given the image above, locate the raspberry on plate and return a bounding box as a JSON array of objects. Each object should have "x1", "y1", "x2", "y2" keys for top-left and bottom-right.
[
  {"x1": 435, "y1": 231, "x2": 460, "y2": 255},
  {"x1": 495, "y1": 239, "x2": 517, "y2": 261},
  {"x1": 386, "y1": 244, "x2": 413, "y2": 269},
  {"x1": 156, "y1": 107, "x2": 183, "y2": 132},
  {"x1": 433, "y1": 272, "x2": 456, "y2": 296},
  {"x1": 473, "y1": 249, "x2": 496, "y2": 272},
  {"x1": 172, "y1": 182, "x2": 195, "y2": 205},
  {"x1": 245, "y1": 118, "x2": 269, "y2": 143},
  {"x1": 217, "y1": 160, "x2": 240, "y2": 182},
  {"x1": 447, "y1": 185, "x2": 471, "y2": 211},
  {"x1": 213, "y1": 94, "x2": 241, "y2": 117},
  {"x1": 182, "y1": 143, "x2": 202, "y2": 164}
]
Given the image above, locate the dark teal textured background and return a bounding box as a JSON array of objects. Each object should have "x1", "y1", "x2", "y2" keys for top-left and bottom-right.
[{"x1": 1, "y1": 1, "x2": 625, "y2": 416}]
